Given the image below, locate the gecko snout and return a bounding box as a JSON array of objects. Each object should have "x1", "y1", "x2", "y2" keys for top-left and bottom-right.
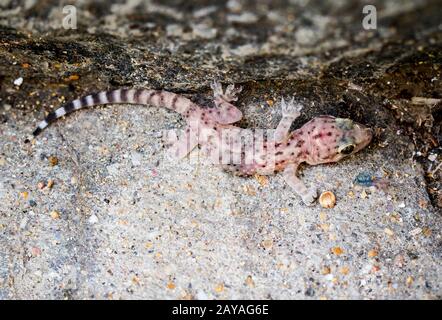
[{"x1": 351, "y1": 124, "x2": 373, "y2": 153}]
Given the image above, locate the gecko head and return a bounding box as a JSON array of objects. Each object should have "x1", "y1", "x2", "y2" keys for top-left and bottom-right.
[
  {"x1": 333, "y1": 118, "x2": 373, "y2": 161},
  {"x1": 306, "y1": 117, "x2": 373, "y2": 164}
]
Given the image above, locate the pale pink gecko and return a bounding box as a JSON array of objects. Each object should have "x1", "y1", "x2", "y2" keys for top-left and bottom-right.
[{"x1": 33, "y1": 81, "x2": 373, "y2": 205}]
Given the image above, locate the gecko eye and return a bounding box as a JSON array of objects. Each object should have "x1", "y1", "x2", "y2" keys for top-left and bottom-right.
[{"x1": 339, "y1": 144, "x2": 355, "y2": 155}]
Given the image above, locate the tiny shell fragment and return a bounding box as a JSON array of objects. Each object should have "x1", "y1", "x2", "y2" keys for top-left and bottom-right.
[
  {"x1": 331, "y1": 246, "x2": 344, "y2": 255},
  {"x1": 368, "y1": 249, "x2": 378, "y2": 258},
  {"x1": 47, "y1": 179, "x2": 54, "y2": 189},
  {"x1": 340, "y1": 266, "x2": 350, "y2": 275},
  {"x1": 319, "y1": 191, "x2": 336, "y2": 208},
  {"x1": 50, "y1": 210, "x2": 60, "y2": 219},
  {"x1": 245, "y1": 275, "x2": 255, "y2": 287},
  {"x1": 48, "y1": 156, "x2": 58, "y2": 166},
  {"x1": 215, "y1": 283, "x2": 225, "y2": 293}
]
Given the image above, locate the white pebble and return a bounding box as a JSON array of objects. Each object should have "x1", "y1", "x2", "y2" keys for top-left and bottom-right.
[
  {"x1": 13, "y1": 77, "x2": 23, "y2": 86},
  {"x1": 19, "y1": 217, "x2": 28, "y2": 229},
  {"x1": 428, "y1": 153, "x2": 437, "y2": 162},
  {"x1": 88, "y1": 214, "x2": 99, "y2": 224},
  {"x1": 409, "y1": 228, "x2": 422, "y2": 236}
]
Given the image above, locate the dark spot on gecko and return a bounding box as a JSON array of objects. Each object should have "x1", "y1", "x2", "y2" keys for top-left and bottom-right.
[
  {"x1": 171, "y1": 95, "x2": 178, "y2": 109},
  {"x1": 296, "y1": 140, "x2": 304, "y2": 148},
  {"x1": 313, "y1": 133, "x2": 322, "y2": 139},
  {"x1": 327, "y1": 132, "x2": 332, "y2": 136},
  {"x1": 275, "y1": 151, "x2": 283, "y2": 155},
  {"x1": 148, "y1": 91, "x2": 156, "y2": 102},
  {"x1": 120, "y1": 89, "x2": 128, "y2": 101}
]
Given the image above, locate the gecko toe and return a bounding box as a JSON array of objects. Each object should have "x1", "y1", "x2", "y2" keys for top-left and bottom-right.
[{"x1": 301, "y1": 189, "x2": 318, "y2": 206}]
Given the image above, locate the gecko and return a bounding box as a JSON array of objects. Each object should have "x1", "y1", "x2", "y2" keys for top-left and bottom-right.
[{"x1": 32, "y1": 81, "x2": 373, "y2": 205}]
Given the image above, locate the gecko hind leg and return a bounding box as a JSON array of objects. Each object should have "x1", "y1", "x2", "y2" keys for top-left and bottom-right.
[
  {"x1": 283, "y1": 163, "x2": 318, "y2": 205},
  {"x1": 274, "y1": 97, "x2": 303, "y2": 142},
  {"x1": 209, "y1": 81, "x2": 243, "y2": 124}
]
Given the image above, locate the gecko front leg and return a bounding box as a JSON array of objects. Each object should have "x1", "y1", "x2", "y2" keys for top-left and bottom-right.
[
  {"x1": 283, "y1": 163, "x2": 318, "y2": 205},
  {"x1": 274, "y1": 97, "x2": 302, "y2": 142},
  {"x1": 209, "y1": 81, "x2": 243, "y2": 124}
]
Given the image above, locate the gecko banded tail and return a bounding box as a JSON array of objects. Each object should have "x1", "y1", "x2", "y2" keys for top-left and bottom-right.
[{"x1": 32, "y1": 88, "x2": 195, "y2": 136}]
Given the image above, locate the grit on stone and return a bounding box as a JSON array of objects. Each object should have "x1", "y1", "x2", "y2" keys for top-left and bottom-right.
[{"x1": 0, "y1": 0, "x2": 441, "y2": 299}]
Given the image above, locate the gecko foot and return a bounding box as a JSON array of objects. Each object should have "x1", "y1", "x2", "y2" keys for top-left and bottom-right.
[
  {"x1": 301, "y1": 188, "x2": 318, "y2": 206},
  {"x1": 211, "y1": 81, "x2": 243, "y2": 102},
  {"x1": 279, "y1": 97, "x2": 303, "y2": 119}
]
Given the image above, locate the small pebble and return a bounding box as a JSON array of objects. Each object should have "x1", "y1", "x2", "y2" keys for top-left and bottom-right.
[
  {"x1": 368, "y1": 249, "x2": 378, "y2": 258},
  {"x1": 245, "y1": 275, "x2": 255, "y2": 287},
  {"x1": 13, "y1": 77, "x2": 23, "y2": 86},
  {"x1": 384, "y1": 228, "x2": 394, "y2": 236},
  {"x1": 409, "y1": 228, "x2": 422, "y2": 236},
  {"x1": 29, "y1": 199, "x2": 37, "y2": 207},
  {"x1": 88, "y1": 214, "x2": 99, "y2": 224},
  {"x1": 354, "y1": 172, "x2": 374, "y2": 187},
  {"x1": 48, "y1": 156, "x2": 58, "y2": 166},
  {"x1": 19, "y1": 217, "x2": 28, "y2": 229},
  {"x1": 331, "y1": 246, "x2": 344, "y2": 255},
  {"x1": 50, "y1": 210, "x2": 60, "y2": 219},
  {"x1": 167, "y1": 281, "x2": 176, "y2": 290},
  {"x1": 47, "y1": 179, "x2": 54, "y2": 188},
  {"x1": 214, "y1": 283, "x2": 225, "y2": 293}
]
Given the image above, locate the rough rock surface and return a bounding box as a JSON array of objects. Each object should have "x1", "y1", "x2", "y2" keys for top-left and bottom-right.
[{"x1": 0, "y1": 0, "x2": 441, "y2": 299}]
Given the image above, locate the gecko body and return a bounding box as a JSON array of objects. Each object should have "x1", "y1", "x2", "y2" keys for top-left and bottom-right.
[{"x1": 33, "y1": 82, "x2": 372, "y2": 205}]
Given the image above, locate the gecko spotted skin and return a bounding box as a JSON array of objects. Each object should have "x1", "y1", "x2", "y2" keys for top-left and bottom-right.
[{"x1": 33, "y1": 82, "x2": 373, "y2": 205}]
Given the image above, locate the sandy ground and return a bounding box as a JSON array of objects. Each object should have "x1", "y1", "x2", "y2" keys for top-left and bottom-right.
[{"x1": 0, "y1": 0, "x2": 441, "y2": 299}]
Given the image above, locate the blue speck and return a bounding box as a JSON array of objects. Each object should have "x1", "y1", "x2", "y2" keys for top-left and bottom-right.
[{"x1": 354, "y1": 172, "x2": 374, "y2": 187}]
